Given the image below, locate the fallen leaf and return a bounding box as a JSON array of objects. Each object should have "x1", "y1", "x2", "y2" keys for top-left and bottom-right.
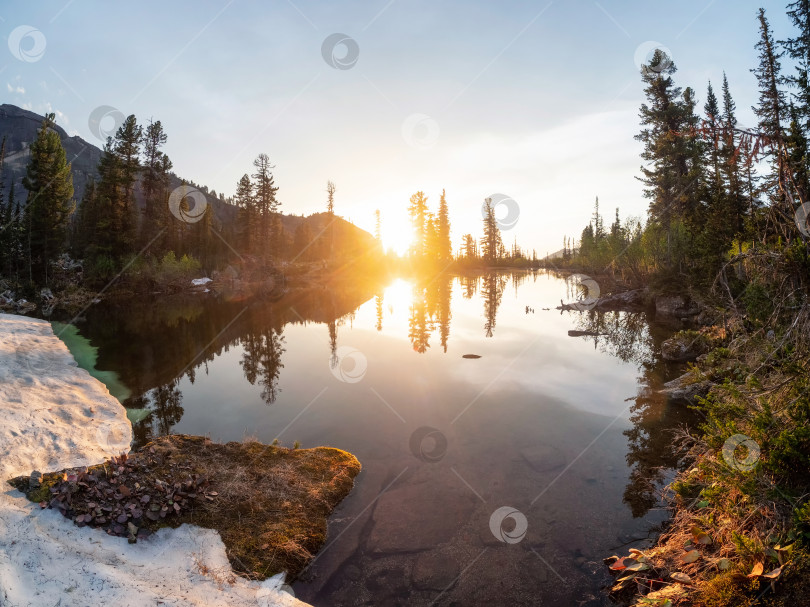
[
  {"x1": 762, "y1": 567, "x2": 782, "y2": 579},
  {"x1": 717, "y1": 558, "x2": 731, "y2": 571},
  {"x1": 747, "y1": 562, "x2": 764, "y2": 578},
  {"x1": 691, "y1": 526, "x2": 712, "y2": 545},
  {"x1": 625, "y1": 560, "x2": 650, "y2": 572},
  {"x1": 609, "y1": 557, "x2": 632, "y2": 571},
  {"x1": 681, "y1": 550, "x2": 701, "y2": 564},
  {"x1": 670, "y1": 572, "x2": 692, "y2": 584}
]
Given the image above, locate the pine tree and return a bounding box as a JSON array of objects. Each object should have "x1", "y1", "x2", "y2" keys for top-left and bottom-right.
[
  {"x1": 481, "y1": 197, "x2": 502, "y2": 263},
  {"x1": 719, "y1": 73, "x2": 754, "y2": 250},
  {"x1": 114, "y1": 115, "x2": 142, "y2": 253},
  {"x1": 784, "y1": 0, "x2": 810, "y2": 131},
  {"x1": 252, "y1": 154, "x2": 280, "y2": 260},
  {"x1": 462, "y1": 233, "x2": 477, "y2": 260},
  {"x1": 704, "y1": 82, "x2": 722, "y2": 188},
  {"x1": 141, "y1": 119, "x2": 172, "y2": 252},
  {"x1": 408, "y1": 191, "x2": 429, "y2": 258},
  {"x1": 22, "y1": 113, "x2": 75, "y2": 283},
  {"x1": 234, "y1": 173, "x2": 255, "y2": 253},
  {"x1": 636, "y1": 49, "x2": 703, "y2": 266},
  {"x1": 437, "y1": 189, "x2": 451, "y2": 261},
  {"x1": 752, "y1": 8, "x2": 797, "y2": 238}
]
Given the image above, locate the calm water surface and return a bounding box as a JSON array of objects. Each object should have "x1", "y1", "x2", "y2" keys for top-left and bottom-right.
[{"x1": 68, "y1": 271, "x2": 694, "y2": 607}]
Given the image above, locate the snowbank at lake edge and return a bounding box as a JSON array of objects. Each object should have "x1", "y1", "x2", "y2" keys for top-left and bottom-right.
[{"x1": 0, "y1": 313, "x2": 308, "y2": 607}]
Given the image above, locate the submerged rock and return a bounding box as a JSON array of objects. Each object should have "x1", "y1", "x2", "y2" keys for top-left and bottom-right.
[
  {"x1": 368, "y1": 483, "x2": 476, "y2": 553},
  {"x1": 412, "y1": 551, "x2": 461, "y2": 590},
  {"x1": 519, "y1": 444, "x2": 567, "y2": 473}
]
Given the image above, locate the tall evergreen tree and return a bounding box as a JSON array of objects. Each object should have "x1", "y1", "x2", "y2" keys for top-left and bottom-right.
[
  {"x1": 437, "y1": 189, "x2": 451, "y2": 261},
  {"x1": 636, "y1": 49, "x2": 703, "y2": 266},
  {"x1": 784, "y1": 0, "x2": 810, "y2": 131},
  {"x1": 481, "y1": 197, "x2": 502, "y2": 262},
  {"x1": 719, "y1": 73, "x2": 751, "y2": 252},
  {"x1": 22, "y1": 113, "x2": 75, "y2": 283},
  {"x1": 114, "y1": 115, "x2": 143, "y2": 253},
  {"x1": 234, "y1": 173, "x2": 256, "y2": 253},
  {"x1": 141, "y1": 119, "x2": 172, "y2": 252},
  {"x1": 752, "y1": 8, "x2": 798, "y2": 239},
  {"x1": 252, "y1": 154, "x2": 280, "y2": 260},
  {"x1": 408, "y1": 191, "x2": 429, "y2": 258}
]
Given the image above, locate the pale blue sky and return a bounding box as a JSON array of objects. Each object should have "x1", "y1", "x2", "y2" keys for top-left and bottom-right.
[{"x1": 1, "y1": 0, "x2": 793, "y2": 253}]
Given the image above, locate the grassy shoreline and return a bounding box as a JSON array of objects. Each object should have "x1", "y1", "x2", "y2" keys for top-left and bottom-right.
[{"x1": 604, "y1": 291, "x2": 810, "y2": 606}]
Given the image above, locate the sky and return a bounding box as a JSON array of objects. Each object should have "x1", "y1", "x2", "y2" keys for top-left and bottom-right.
[{"x1": 0, "y1": 0, "x2": 794, "y2": 255}]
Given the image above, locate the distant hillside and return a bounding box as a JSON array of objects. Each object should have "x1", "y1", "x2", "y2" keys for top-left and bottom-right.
[
  {"x1": 0, "y1": 104, "x2": 102, "y2": 205},
  {"x1": 0, "y1": 103, "x2": 378, "y2": 257},
  {"x1": 543, "y1": 248, "x2": 567, "y2": 260}
]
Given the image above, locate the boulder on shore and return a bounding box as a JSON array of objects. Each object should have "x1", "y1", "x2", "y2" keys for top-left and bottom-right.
[
  {"x1": 655, "y1": 295, "x2": 701, "y2": 319},
  {"x1": 659, "y1": 372, "x2": 714, "y2": 401}
]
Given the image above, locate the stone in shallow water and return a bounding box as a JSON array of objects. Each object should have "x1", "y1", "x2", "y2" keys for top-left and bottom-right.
[
  {"x1": 412, "y1": 551, "x2": 460, "y2": 590},
  {"x1": 367, "y1": 482, "x2": 476, "y2": 553},
  {"x1": 519, "y1": 444, "x2": 566, "y2": 473}
]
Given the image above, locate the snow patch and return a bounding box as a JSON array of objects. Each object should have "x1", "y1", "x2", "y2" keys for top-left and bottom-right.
[
  {"x1": 0, "y1": 313, "x2": 309, "y2": 607},
  {"x1": 191, "y1": 277, "x2": 212, "y2": 286}
]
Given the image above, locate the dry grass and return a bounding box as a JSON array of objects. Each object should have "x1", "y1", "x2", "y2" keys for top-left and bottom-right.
[{"x1": 9, "y1": 434, "x2": 361, "y2": 580}]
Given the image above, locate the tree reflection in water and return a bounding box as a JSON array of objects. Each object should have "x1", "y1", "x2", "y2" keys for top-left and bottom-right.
[
  {"x1": 241, "y1": 326, "x2": 286, "y2": 405},
  {"x1": 83, "y1": 273, "x2": 698, "y2": 514},
  {"x1": 130, "y1": 380, "x2": 184, "y2": 446},
  {"x1": 407, "y1": 276, "x2": 453, "y2": 353},
  {"x1": 570, "y1": 308, "x2": 700, "y2": 517},
  {"x1": 482, "y1": 272, "x2": 507, "y2": 337}
]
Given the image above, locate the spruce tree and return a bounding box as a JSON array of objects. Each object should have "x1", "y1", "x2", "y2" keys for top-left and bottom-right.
[
  {"x1": 784, "y1": 0, "x2": 810, "y2": 131},
  {"x1": 252, "y1": 154, "x2": 279, "y2": 260},
  {"x1": 141, "y1": 119, "x2": 172, "y2": 252},
  {"x1": 234, "y1": 173, "x2": 255, "y2": 253},
  {"x1": 22, "y1": 113, "x2": 75, "y2": 284},
  {"x1": 481, "y1": 197, "x2": 502, "y2": 263},
  {"x1": 636, "y1": 49, "x2": 703, "y2": 267},
  {"x1": 114, "y1": 115, "x2": 143, "y2": 253},
  {"x1": 437, "y1": 189, "x2": 451, "y2": 261},
  {"x1": 752, "y1": 8, "x2": 798, "y2": 239},
  {"x1": 408, "y1": 191, "x2": 429, "y2": 258},
  {"x1": 719, "y1": 74, "x2": 750, "y2": 252}
]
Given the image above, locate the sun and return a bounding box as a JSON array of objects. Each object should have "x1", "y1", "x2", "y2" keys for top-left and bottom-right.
[{"x1": 382, "y1": 228, "x2": 413, "y2": 257}]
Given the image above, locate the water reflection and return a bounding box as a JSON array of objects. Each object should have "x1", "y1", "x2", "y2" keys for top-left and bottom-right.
[
  {"x1": 570, "y1": 308, "x2": 700, "y2": 518},
  {"x1": 481, "y1": 272, "x2": 506, "y2": 337},
  {"x1": 67, "y1": 270, "x2": 698, "y2": 606},
  {"x1": 404, "y1": 278, "x2": 453, "y2": 353},
  {"x1": 241, "y1": 326, "x2": 286, "y2": 405}
]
